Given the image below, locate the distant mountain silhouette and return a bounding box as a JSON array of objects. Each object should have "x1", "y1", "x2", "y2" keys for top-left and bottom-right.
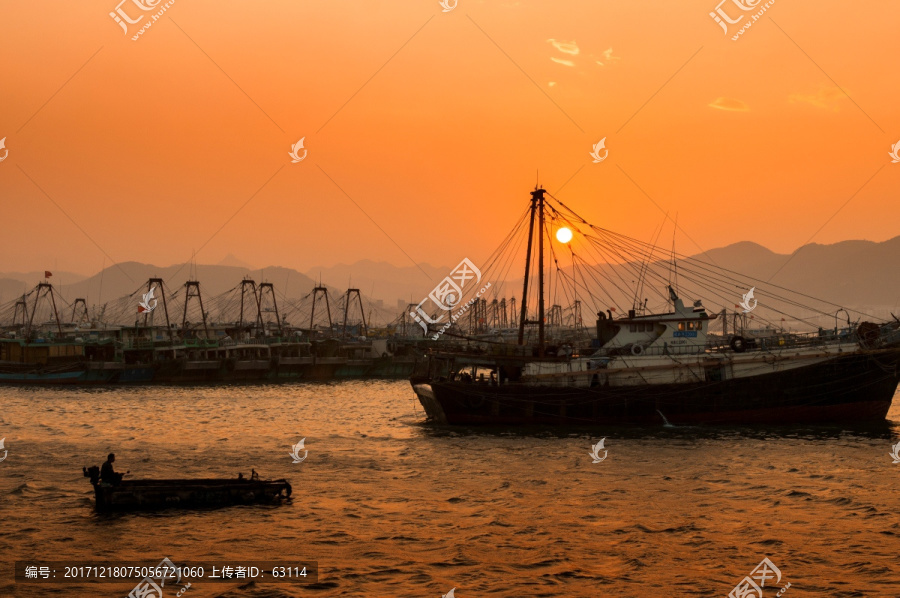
[
  {"x1": 218, "y1": 253, "x2": 255, "y2": 269},
  {"x1": 689, "y1": 237, "x2": 900, "y2": 311},
  {"x1": 3, "y1": 236, "x2": 899, "y2": 324},
  {"x1": 0, "y1": 262, "x2": 396, "y2": 327},
  {"x1": 0, "y1": 271, "x2": 87, "y2": 304},
  {"x1": 305, "y1": 260, "x2": 449, "y2": 307},
  {"x1": 49, "y1": 262, "x2": 315, "y2": 307},
  {"x1": 303, "y1": 238, "x2": 900, "y2": 316}
]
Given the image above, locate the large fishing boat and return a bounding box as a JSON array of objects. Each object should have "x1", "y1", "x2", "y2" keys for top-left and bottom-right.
[{"x1": 410, "y1": 187, "x2": 900, "y2": 425}]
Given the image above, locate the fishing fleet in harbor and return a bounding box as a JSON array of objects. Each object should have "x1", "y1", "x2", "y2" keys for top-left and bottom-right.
[
  {"x1": 410, "y1": 186, "x2": 900, "y2": 426},
  {"x1": 0, "y1": 277, "x2": 428, "y2": 385},
  {"x1": 4, "y1": 185, "x2": 900, "y2": 428}
]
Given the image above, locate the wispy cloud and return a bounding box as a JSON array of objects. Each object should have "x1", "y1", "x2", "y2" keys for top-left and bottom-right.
[
  {"x1": 789, "y1": 87, "x2": 848, "y2": 110},
  {"x1": 550, "y1": 57, "x2": 575, "y2": 67},
  {"x1": 547, "y1": 38, "x2": 579, "y2": 55},
  {"x1": 595, "y1": 47, "x2": 620, "y2": 66},
  {"x1": 709, "y1": 97, "x2": 749, "y2": 111}
]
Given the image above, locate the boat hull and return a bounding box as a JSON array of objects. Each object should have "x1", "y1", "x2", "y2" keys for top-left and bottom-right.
[
  {"x1": 91, "y1": 478, "x2": 292, "y2": 511},
  {"x1": 413, "y1": 349, "x2": 900, "y2": 426},
  {"x1": 0, "y1": 361, "x2": 117, "y2": 385}
]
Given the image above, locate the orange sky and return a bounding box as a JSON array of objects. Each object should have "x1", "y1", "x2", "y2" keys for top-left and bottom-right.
[{"x1": 1, "y1": 0, "x2": 898, "y2": 276}]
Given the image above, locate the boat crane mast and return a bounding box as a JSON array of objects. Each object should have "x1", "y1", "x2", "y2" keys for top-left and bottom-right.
[
  {"x1": 239, "y1": 279, "x2": 262, "y2": 333},
  {"x1": 145, "y1": 278, "x2": 173, "y2": 342},
  {"x1": 26, "y1": 283, "x2": 63, "y2": 338},
  {"x1": 517, "y1": 187, "x2": 546, "y2": 355},
  {"x1": 71, "y1": 298, "x2": 89, "y2": 324},
  {"x1": 309, "y1": 286, "x2": 333, "y2": 333},
  {"x1": 182, "y1": 281, "x2": 209, "y2": 340},
  {"x1": 341, "y1": 288, "x2": 367, "y2": 338},
  {"x1": 258, "y1": 282, "x2": 282, "y2": 336}
]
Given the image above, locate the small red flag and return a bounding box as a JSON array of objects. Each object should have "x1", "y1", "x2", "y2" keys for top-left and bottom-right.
[{"x1": 45, "y1": 271, "x2": 52, "y2": 278}]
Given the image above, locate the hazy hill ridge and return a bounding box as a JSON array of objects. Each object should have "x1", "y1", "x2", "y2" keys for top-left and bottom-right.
[{"x1": 2, "y1": 236, "x2": 899, "y2": 318}]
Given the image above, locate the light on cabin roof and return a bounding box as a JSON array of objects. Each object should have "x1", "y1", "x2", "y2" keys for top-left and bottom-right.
[{"x1": 556, "y1": 227, "x2": 573, "y2": 243}]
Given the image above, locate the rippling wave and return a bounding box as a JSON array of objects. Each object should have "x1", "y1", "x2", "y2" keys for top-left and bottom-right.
[{"x1": 1, "y1": 381, "x2": 899, "y2": 597}]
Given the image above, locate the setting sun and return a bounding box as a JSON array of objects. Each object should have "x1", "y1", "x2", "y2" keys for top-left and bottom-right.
[{"x1": 556, "y1": 227, "x2": 573, "y2": 243}]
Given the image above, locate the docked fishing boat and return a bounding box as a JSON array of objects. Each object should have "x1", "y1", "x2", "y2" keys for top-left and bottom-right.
[
  {"x1": 83, "y1": 466, "x2": 292, "y2": 511},
  {"x1": 0, "y1": 283, "x2": 120, "y2": 384},
  {"x1": 410, "y1": 187, "x2": 900, "y2": 426}
]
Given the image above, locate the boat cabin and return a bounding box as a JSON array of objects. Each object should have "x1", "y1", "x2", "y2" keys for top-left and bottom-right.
[{"x1": 596, "y1": 291, "x2": 712, "y2": 356}]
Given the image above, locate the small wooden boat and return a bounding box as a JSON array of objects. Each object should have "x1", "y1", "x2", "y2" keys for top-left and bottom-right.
[{"x1": 83, "y1": 466, "x2": 292, "y2": 511}]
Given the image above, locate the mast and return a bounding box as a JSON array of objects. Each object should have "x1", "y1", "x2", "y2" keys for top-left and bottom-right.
[
  {"x1": 71, "y1": 298, "x2": 88, "y2": 324},
  {"x1": 258, "y1": 282, "x2": 282, "y2": 336},
  {"x1": 147, "y1": 278, "x2": 173, "y2": 344},
  {"x1": 342, "y1": 288, "x2": 367, "y2": 338},
  {"x1": 27, "y1": 283, "x2": 62, "y2": 338},
  {"x1": 536, "y1": 187, "x2": 546, "y2": 356},
  {"x1": 13, "y1": 294, "x2": 28, "y2": 328},
  {"x1": 517, "y1": 189, "x2": 539, "y2": 345},
  {"x1": 309, "y1": 286, "x2": 333, "y2": 333},
  {"x1": 404, "y1": 302, "x2": 418, "y2": 337},
  {"x1": 182, "y1": 281, "x2": 209, "y2": 339},
  {"x1": 239, "y1": 279, "x2": 261, "y2": 332}
]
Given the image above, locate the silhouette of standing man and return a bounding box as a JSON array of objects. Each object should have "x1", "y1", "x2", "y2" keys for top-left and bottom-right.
[{"x1": 100, "y1": 453, "x2": 128, "y2": 485}]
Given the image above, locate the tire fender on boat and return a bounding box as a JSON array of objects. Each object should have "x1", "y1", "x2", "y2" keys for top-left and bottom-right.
[
  {"x1": 631, "y1": 344, "x2": 645, "y2": 356},
  {"x1": 730, "y1": 335, "x2": 747, "y2": 353}
]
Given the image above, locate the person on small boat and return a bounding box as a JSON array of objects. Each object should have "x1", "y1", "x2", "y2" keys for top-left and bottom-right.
[{"x1": 100, "y1": 453, "x2": 127, "y2": 485}]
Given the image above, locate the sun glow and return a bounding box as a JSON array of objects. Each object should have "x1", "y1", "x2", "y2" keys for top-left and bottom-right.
[{"x1": 556, "y1": 227, "x2": 573, "y2": 243}]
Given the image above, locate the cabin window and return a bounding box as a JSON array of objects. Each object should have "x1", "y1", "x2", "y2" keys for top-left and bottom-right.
[
  {"x1": 697, "y1": 322, "x2": 703, "y2": 330},
  {"x1": 687, "y1": 322, "x2": 695, "y2": 330},
  {"x1": 630, "y1": 324, "x2": 637, "y2": 332},
  {"x1": 678, "y1": 322, "x2": 685, "y2": 331}
]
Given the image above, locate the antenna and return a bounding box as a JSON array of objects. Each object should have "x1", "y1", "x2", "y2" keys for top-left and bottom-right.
[
  {"x1": 98, "y1": 257, "x2": 105, "y2": 306},
  {"x1": 634, "y1": 212, "x2": 667, "y2": 312},
  {"x1": 670, "y1": 213, "x2": 679, "y2": 297}
]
